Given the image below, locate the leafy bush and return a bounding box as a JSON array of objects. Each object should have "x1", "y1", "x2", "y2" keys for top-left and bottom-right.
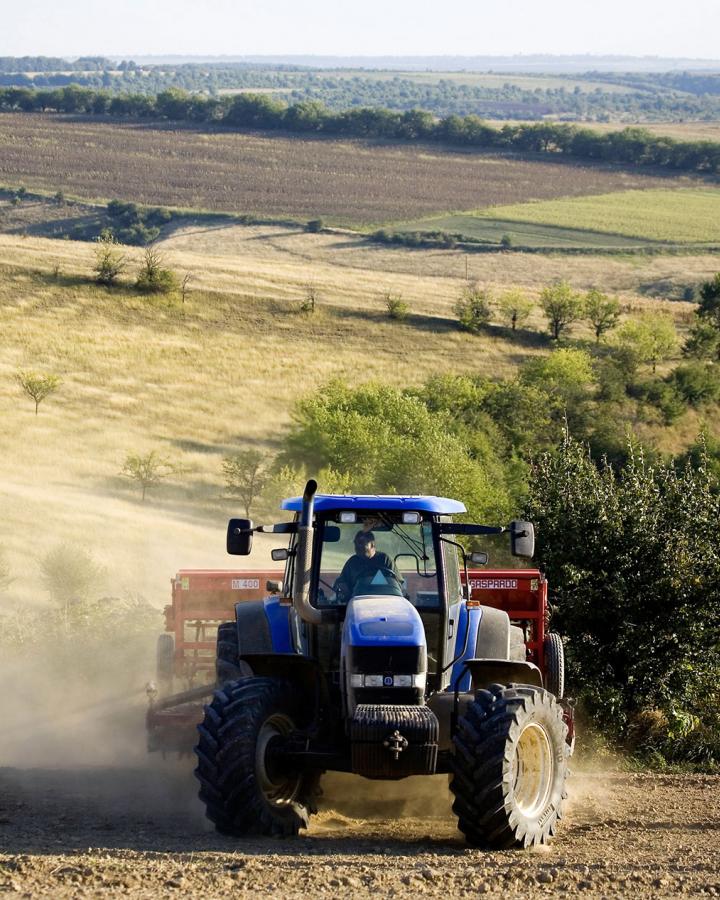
[
  {"x1": 670, "y1": 363, "x2": 720, "y2": 406},
  {"x1": 454, "y1": 285, "x2": 492, "y2": 334},
  {"x1": 630, "y1": 378, "x2": 686, "y2": 424},
  {"x1": 385, "y1": 293, "x2": 409, "y2": 321},
  {"x1": 135, "y1": 246, "x2": 179, "y2": 295},
  {"x1": 526, "y1": 434, "x2": 720, "y2": 766}
]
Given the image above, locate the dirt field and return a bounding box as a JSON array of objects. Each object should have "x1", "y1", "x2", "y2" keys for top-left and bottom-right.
[
  {"x1": 0, "y1": 764, "x2": 718, "y2": 898},
  {"x1": 0, "y1": 113, "x2": 675, "y2": 225}
]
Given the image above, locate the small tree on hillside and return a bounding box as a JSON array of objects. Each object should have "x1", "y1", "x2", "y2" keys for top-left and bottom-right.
[
  {"x1": 455, "y1": 284, "x2": 492, "y2": 334},
  {"x1": 685, "y1": 273, "x2": 720, "y2": 361},
  {"x1": 15, "y1": 370, "x2": 61, "y2": 415},
  {"x1": 39, "y1": 544, "x2": 105, "y2": 617},
  {"x1": 496, "y1": 289, "x2": 533, "y2": 331},
  {"x1": 121, "y1": 450, "x2": 176, "y2": 501},
  {"x1": 615, "y1": 315, "x2": 678, "y2": 374},
  {"x1": 222, "y1": 450, "x2": 269, "y2": 517},
  {"x1": 540, "y1": 281, "x2": 584, "y2": 340},
  {"x1": 585, "y1": 289, "x2": 621, "y2": 344},
  {"x1": 93, "y1": 229, "x2": 125, "y2": 286},
  {"x1": 135, "y1": 245, "x2": 179, "y2": 295}
]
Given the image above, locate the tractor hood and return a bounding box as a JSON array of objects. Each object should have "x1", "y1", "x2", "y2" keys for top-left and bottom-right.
[{"x1": 343, "y1": 595, "x2": 425, "y2": 647}]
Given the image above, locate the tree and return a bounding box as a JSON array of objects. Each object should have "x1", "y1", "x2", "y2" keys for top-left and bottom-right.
[
  {"x1": 585, "y1": 289, "x2": 621, "y2": 344},
  {"x1": 39, "y1": 543, "x2": 105, "y2": 616},
  {"x1": 15, "y1": 370, "x2": 61, "y2": 415},
  {"x1": 684, "y1": 321, "x2": 720, "y2": 361},
  {"x1": 222, "y1": 450, "x2": 269, "y2": 517},
  {"x1": 120, "y1": 450, "x2": 175, "y2": 501},
  {"x1": 93, "y1": 229, "x2": 125, "y2": 285},
  {"x1": 455, "y1": 284, "x2": 492, "y2": 334},
  {"x1": 180, "y1": 272, "x2": 193, "y2": 305},
  {"x1": 496, "y1": 289, "x2": 533, "y2": 331},
  {"x1": 615, "y1": 315, "x2": 678, "y2": 374},
  {"x1": 135, "y1": 245, "x2": 179, "y2": 294},
  {"x1": 540, "y1": 281, "x2": 584, "y2": 340},
  {"x1": 685, "y1": 273, "x2": 720, "y2": 361},
  {"x1": 697, "y1": 273, "x2": 720, "y2": 329}
]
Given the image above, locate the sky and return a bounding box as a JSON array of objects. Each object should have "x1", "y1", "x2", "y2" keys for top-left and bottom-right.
[{"x1": 3, "y1": 0, "x2": 718, "y2": 60}]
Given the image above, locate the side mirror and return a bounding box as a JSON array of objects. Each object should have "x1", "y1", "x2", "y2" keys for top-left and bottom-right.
[
  {"x1": 510, "y1": 520, "x2": 535, "y2": 559},
  {"x1": 470, "y1": 551, "x2": 489, "y2": 566},
  {"x1": 227, "y1": 518, "x2": 254, "y2": 556},
  {"x1": 323, "y1": 525, "x2": 341, "y2": 543},
  {"x1": 271, "y1": 548, "x2": 290, "y2": 561},
  {"x1": 266, "y1": 579, "x2": 283, "y2": 594}
]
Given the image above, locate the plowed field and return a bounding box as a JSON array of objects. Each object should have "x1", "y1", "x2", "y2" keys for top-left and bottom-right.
[
  {"x1": 0, "y1": 113, "x2": 672, "y2": 224},
  {"x1": 1, "y1": 765, "x2": 718, "y2": 898}
]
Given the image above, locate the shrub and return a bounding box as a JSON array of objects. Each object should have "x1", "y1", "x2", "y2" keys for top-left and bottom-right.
[
  {"x1": 93, "y1": 229, "x2": 125, "y2": 285},
  {"x1": 454, "y1": 284, "x2": 492, "y2": 334},
  {"x1": 525, "y1": 434, "x2": 720, "y2": 763},
  {"x1": 135, "y1": 246, "x2": 179, "y2": 294},
  {"x1": 306, "y1": 218, "x2": 324, "y2": 233},
  {"x1": 385, "y1": 293, "x2": 409, "y2": 321},
  {"x1": 671, "y1": 363, "x2": 720, "y2": 406}
]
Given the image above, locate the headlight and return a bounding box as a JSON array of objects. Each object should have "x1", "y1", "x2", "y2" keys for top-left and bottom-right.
[{"x1": 364, "y1": 675, "x2": 384, "y2": 687}]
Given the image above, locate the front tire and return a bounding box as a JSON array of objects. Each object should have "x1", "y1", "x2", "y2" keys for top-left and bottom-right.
[
  {"x1": 194, "y1": 677, "x2": 319, "y2": 837},
  {"x1": 451, "y1": 684, "x2": 568, "y2": 849}
]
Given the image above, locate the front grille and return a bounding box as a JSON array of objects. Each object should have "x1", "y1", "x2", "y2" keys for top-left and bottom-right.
[
  {"x1": 349, "y1": 645, "x2": 425, "y2": 676},
  {"x1": 354, "y1": 687, "x2": 421, "y2": 705}
]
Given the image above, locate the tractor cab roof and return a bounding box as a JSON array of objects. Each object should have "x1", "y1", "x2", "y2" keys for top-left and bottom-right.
[{"x1": 281, "y1": 494, "x2": 466, "y2": 515}]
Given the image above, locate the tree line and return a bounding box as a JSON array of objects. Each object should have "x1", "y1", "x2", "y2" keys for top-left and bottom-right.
[
  {"x1": 1, "y1": 86, "x2": 719, "y2": 174},
  {"x1": 2, "y1": 60, "x2": 720, "y2": 121}
]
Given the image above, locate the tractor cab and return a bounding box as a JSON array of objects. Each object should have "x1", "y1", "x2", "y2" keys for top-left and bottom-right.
[{"x1": 196, "y1": 480, "x2": 571, "y2": 849}]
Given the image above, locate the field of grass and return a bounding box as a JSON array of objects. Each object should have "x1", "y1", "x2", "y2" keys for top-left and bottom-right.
[
  {"x1": 473, "y1": 188, "x2": 720, "y2": 244},
  {"x1": 0, "y1": 113, "x2": 675, "y2": 227},
  {"x1": 0, "y1": 225, "x2": 711, "y2": 606}
]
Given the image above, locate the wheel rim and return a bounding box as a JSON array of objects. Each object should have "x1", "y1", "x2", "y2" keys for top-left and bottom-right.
[
  {"x1": 255, "y1": 713, "x2": 301, "y2": 807},
  {"x1": 512, "y1": 722, "x2": 554, "y2": 817}
]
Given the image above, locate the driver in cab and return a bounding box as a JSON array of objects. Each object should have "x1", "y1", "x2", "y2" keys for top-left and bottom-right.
[{"x1": 333, "y1": 530, "x2": 401, "y2": 601}]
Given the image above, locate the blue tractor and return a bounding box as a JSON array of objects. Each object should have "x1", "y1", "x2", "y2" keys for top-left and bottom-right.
[{"x1": 194, "y1": 480, "x2": 570, "y2": 848}]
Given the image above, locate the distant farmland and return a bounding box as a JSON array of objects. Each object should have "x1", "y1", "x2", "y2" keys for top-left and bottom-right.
[{"x1": 0, "y1": 113, "x2": 673, "y2": 226}]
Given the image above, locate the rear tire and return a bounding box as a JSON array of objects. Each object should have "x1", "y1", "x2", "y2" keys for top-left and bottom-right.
[
  {"x1": 451, "y1": 684, "x2": 568, "y2": 849},
  {"x1": 156, "y1": 633, "x2": 175, "y2": 694},
  {"x1": 543, "y1": 632, "x2": 565, "y2": 699},
  {"x1": 194, "y1": 677, "x2": 319, "y2": 837},
  {"x1": 216, "y1": 621, "x2": 253, "y2": 684}
]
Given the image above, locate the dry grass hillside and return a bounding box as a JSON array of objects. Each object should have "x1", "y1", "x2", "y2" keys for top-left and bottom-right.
[{"x1": 0, "y1": 224, "x2": 712, "y2": 608}]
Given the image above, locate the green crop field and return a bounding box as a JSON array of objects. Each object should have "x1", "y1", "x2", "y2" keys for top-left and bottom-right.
[
  {"x1": 396, "y1": 188, "x2": 720, "y2": 248},
  {"x1": 474, "y1": 189, "x2": 720, "y2": 244}
]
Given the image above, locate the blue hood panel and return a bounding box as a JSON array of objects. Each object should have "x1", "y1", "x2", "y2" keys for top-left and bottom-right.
[{"x1": 344, "y1": 595, "x2": 426, "y2": 648}]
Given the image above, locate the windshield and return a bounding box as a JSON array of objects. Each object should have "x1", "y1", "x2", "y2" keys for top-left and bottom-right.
[{"x1": 315, "y1": 518, "x2": 439, "y2": 607}]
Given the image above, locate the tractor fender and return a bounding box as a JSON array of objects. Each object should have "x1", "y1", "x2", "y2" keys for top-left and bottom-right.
[
  {"x1": 234, "y1": 598, "x2": 293, "y2": 655},
  {"x1": 235, "y1": 653, "x2": 330, "y2": 723},
  {"x1": 474, "y1": 605, "x2": 511, "y2": 659}
]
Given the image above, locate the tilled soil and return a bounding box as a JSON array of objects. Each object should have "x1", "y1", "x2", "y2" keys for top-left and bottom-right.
[{"x1": 0, "y1": 764, "x2": 718, "y2": 898}]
